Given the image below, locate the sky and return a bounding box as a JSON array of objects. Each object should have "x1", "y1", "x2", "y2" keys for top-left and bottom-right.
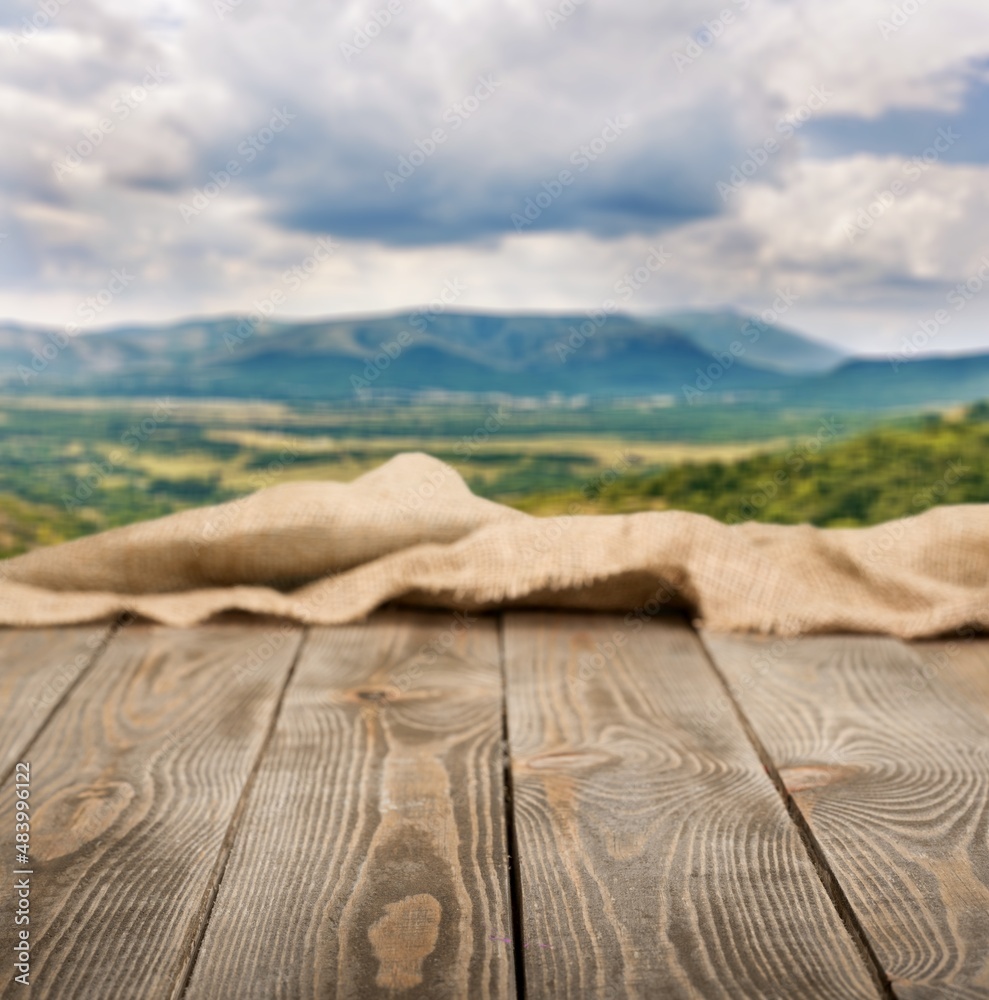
[{"x1": 2, "y1": 0, "x2": 989, "y2": 355}]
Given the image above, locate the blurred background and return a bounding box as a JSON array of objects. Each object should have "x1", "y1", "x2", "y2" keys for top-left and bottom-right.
[{"x1": 1, "y1": 0, "x2": 989, "y2": 555}]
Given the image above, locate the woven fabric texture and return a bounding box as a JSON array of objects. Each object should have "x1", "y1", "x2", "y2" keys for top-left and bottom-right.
[{"x1": 0, "y1": 453, "x2": 985, "y2": 637}]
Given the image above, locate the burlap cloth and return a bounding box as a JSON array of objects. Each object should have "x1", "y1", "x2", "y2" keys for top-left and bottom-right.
[{"x1": 0, "y1": 453, "x2": 986, "y2": 637}]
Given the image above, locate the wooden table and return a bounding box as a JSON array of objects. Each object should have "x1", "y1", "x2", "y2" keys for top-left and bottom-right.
[{"x1": 1, "y1": 611, "x2": 988, "y2": 999}]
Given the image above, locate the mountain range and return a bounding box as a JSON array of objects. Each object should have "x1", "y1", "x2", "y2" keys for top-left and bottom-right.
[{"x1": 1, "y1": 308, "x2": 987, "y2": 409}]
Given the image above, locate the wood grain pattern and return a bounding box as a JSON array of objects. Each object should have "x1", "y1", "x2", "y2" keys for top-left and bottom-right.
[
  {"x1": 0, "y1": 625, "x2": 115, "y2": 778},
  {"x1": 702, "y1": 631, "x2": 989, "y2": 999},
  {"x1": 502, "y1": 612, "x2": 882, "y2": 1000},
  {"x1": 184, "y1": 611, "x2": 516, "y2": 1000},
  {"x1": 0, "y1": 622, "x2": 303, "y2": 1000}
]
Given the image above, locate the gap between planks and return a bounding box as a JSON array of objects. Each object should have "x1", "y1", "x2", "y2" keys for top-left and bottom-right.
[
  {"x1": 1, "y1": 613, "x2": 914, "y2": 999},
  {"x1": 496, "y1": 615, "x2": 528, "y2": 1000},
  {"x1": 180, "y1": 612, "x2": 516, "y2": 1000},
  {"x1": 0, "y1": 615, "x2": 128, "y2": 789},
  {"x1": 501, "y1": 612, "x2": 883, "y2": 999},
  {"x1": 173, "y1": 625, "x2": 310, "y2": 1000},
  {"x1": 695, "y1": 634, "x2": 895, "y2": 1000},
  {"x1": 0, "y1": 619, "x2": 307, "y2": 1000}
]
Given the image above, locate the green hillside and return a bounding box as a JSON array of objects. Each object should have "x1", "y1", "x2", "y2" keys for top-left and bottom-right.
[
  {"x1": 0, "y1": 398, "x2": 983, "y2": 561},
  {"x1": 515, "y1": 404, "x2": 989, "y2": 526}
]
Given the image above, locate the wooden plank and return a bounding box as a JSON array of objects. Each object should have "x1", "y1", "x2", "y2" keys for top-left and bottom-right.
[
  {"x1": 0, "y1": 624, "x2": 116, "y2": 778},
  {"x1": 502, "y1": 612, "x2": 882, "y2": 999},
  {"x1": 184, "y1": 611, "x2": 515, "y2": 1000},
  {"x1": 702, "y1": 631, "x2": 989, "y2": 999},
  {"x1": 0, "y1": 621, "x2": 303, "y2": 1000}
]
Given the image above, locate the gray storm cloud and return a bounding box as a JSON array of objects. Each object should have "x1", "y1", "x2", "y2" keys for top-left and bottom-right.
[{"x1": 2, "y1": 0, "x2": 989, "y2": 350}]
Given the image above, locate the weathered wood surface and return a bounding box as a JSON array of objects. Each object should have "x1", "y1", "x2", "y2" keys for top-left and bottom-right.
[
  {"x1": 502, "y1": 612, "x2": 883, "y2": 999},
  {"x1": 1, "y1": 613, "x2": 988, "y2": 999},
  {"x1": 184, "y1": 611, "x2": 516, "y2": 1000},
  {"x1": 0, "y1": 622, "x2": 303, "y2": 1000},
  {"x1": 0, "y1": 625, "x2": 114, "y2": 779},
  {"x1": 702, "y1": 631, "x2": 989, "y2": 1000}
]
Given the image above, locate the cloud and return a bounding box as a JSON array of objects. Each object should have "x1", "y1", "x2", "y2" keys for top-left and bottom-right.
[
  {"x1": 1, "y1": 0, "x2": 989, "y2": 348},
  {"x1": 801, "y1": 76, "x2": 989, "y2": 164}
]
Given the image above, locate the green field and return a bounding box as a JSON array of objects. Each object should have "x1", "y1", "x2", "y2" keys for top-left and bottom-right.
[{"x1": 0, "y1": 396, "x2": 981, "y2": 559}]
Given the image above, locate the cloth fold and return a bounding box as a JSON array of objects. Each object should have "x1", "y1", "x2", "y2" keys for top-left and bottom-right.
[{"x1": 1, "y1": 452, "x2": 987, "y2": 637}]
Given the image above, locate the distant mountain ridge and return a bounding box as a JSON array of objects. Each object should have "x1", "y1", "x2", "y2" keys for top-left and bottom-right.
[
  {"x1": 656, "y1": 309, "x2": 845, "y2": 374},
  {"x1": 0, "y1": 308, "x2": 987, "y2": 409},
  {"x1": 0, "y1": 310, "x2": 816, "y2": 397}
]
